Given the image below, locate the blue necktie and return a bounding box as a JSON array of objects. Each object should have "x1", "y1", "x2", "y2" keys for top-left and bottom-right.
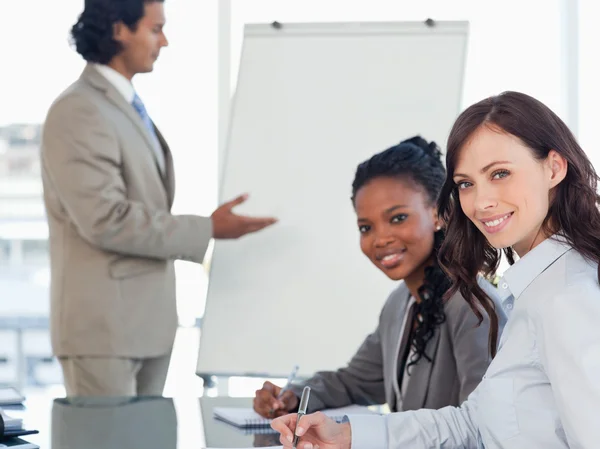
[{"x1": 131, "y1": 93, "x2": 165, "y2": 173}]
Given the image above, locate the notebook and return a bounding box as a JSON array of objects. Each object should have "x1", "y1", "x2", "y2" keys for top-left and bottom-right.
[{"x1": 213, "y1": 404, "x2": 375, "y2": 429}]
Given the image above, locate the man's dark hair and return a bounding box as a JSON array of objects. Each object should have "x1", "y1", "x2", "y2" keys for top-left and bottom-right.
[{"x1": 71, "y1": 0, "x2": 164, "y2": 64}]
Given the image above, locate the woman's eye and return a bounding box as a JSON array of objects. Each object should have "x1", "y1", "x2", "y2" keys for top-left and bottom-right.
[
  {"x1": 492, "y1": 169, "x2": 510, "y2": 180},
  {"x1": 391, "y1": 214, "x2": 408, "y2": 223},
  {"x1": 456, "y1": 181, "x2": 472, "y2": 190},
  {"x1": 358, "y1": 225, "x2": 370, "y2": 233}
]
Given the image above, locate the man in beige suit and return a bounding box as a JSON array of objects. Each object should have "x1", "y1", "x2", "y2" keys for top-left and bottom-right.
[{"x1": 41, "y1": 0, "x2": 276, "y2": 396}]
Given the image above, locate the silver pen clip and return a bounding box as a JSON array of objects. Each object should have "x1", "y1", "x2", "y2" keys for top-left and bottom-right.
[{"x1": 292, "y1": 386, "x2": 311, "y2": 449}]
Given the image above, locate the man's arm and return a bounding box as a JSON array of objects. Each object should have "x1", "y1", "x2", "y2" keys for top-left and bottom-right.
[{"x1": 42, "y1": 94, "x2": 212, "y2": 263}]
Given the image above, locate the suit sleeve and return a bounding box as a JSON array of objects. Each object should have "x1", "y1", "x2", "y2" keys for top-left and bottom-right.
[
  {"x1": 445, "y1": 294, "x2": 494, "y2": 403},
  {"x1": 41, "y1": 94, "x2": 212, "y2": 263},
  {"x1": 290, "y1": 314, "x2": 387, "y2": 412}
]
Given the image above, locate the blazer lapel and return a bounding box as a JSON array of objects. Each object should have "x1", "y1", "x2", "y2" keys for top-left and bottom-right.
[
  {"x1": 403, "y1": 327, "x2": 441, "y2": 409},
  {"x1": 81, "y1": 65, "x2": 166, "y2": 180},
  {"x1": 154, "y1": 127, "x2": 175, "y2": 208},
  {"x1": 389, "y1": 294, "x2": 410, "y2": 412}
]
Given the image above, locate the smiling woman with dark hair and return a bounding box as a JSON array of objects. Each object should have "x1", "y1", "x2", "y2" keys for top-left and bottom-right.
[{"x1": 253, "y1": 136, "x2": 504, "y2": 418}]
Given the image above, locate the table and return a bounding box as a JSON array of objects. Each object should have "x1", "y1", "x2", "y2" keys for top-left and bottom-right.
[{"x1": 8, "y1": 394, "x2": 283, "y2": 448}]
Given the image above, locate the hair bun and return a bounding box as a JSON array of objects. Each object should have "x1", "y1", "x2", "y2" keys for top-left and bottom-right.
[
  {"x1": 400, "y1": 135, "x2": 443, "y2": 163},
  {"x1": 425, "y1": 141, "x2": 443, "y2": 162}
]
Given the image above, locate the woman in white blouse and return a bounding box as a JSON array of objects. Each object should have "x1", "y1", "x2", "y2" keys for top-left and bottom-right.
[{"x1": 272, "y1": 91, "x2": 600, "y2": 449}]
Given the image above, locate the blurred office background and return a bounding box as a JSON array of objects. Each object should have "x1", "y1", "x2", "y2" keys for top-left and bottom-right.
[{"x1": 0, "y1": 0, "x2": 597, "y2": 400}]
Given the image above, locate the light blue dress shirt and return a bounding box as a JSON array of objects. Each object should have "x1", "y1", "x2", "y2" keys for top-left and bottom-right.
[
  {"x1": 93, "y1": 64, "x2": 166, "y2": 174},
  {"x1": 349, "y1": 235, "x2": 600, "y2": 448}
]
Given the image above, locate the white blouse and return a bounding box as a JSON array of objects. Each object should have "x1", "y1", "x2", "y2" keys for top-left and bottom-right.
[{"x1": 349, "y1": 235, "x2": 600, "y2": 449}]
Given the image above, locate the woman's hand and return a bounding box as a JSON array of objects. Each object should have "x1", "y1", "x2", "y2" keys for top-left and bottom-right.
[{"x1": 271, "y1": 411, "x2": 352, "y2": 449}]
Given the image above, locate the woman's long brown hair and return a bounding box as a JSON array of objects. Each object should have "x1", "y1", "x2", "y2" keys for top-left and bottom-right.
[{"x1": 438, "y1": 91, "x2": 600, "y2": 357}]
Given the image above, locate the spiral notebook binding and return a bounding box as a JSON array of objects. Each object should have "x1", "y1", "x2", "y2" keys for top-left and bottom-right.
[
  {"x1": 240, "y1": 426, "x2": 278, "y2": 435},
  {"x1": 244, "y1": 417, "x2": 272, "y2": 428},
  {"x1": 213, "y1": 415, "x2": 271, "y2": 429}
]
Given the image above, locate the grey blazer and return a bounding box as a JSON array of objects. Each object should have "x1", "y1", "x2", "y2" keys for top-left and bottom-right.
[{"x1": 291, "y1": 278, "x2": 506, "y2": 412}]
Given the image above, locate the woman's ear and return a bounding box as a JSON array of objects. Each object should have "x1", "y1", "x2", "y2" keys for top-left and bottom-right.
[
  {"x1": 432, "y1": 209, "x2": 442, "y2": 231},
  {"x1": 547, "y1": 150, "x2": 568, "y2": 188}
]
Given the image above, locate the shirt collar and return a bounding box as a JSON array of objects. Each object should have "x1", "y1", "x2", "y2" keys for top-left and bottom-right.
[
  {"x1": 92, "y1": 64, "x2": 135, "y2": 103},
  {"x1": 499, "y1": 234, "x2": 572, "y2": 302}
]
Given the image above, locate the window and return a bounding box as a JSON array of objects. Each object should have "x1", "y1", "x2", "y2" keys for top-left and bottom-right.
[
  {"x1": 0, "y1": 0, "x2": 84, "y2": 300},
  {"x1": 0, "y1": 0, "x2": 84, "y2": 390},
  {"x1": 0, "y1": 239, "x2": 10, "y2": 264},
  {"x1": 22, "y1": 240, "x2": 49, "y2": 264}
]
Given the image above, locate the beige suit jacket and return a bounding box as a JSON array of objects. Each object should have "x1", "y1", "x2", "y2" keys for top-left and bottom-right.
[{"x1": 41, "y1": 64, "x2": 212, "y2": 358}]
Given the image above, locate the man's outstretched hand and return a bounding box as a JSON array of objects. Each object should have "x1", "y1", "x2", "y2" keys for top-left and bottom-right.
[{"x1": 211, "y1": 193, "x2": 277, "y2": 239}]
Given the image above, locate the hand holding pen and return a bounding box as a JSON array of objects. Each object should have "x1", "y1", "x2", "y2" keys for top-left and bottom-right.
[
  {"x1": 253, "y1": 365, "x2": 300, "y2": 418},
  {"x1": 271, "y1": 387, "x2": 352, "y2": 449},
  {"x1": 271, "y1": 386, "x2": 352, "y2": 449},
  {"x1": 292, "y1": 386, "x2": 311, "y2": 448}
]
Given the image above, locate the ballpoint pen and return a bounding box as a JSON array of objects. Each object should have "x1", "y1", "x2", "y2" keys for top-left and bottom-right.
[
  {"x1": 269, "y1": 365, "x2": 299, "y2": 416},
  {"x1": 292, "y1": 386, "x2": 311, "y2": 449},
  {"x1": 278, "y1": 365, "x2": 300, "y2": 398}
]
